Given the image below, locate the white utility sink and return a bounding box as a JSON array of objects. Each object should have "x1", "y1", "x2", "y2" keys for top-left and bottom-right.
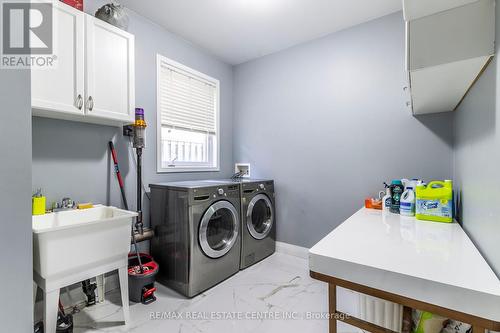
[{"x1": 32, "y1": 205, "x2": 137, "y2": 333}]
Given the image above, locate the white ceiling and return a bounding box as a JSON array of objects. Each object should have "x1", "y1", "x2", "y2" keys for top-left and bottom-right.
[{"x1": 120, "y1": 0, "x2": 402, "y2": 65}]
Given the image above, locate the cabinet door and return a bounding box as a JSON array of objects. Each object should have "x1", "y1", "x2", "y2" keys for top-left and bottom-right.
[
  {"x1": 85, "y1": 16, "x2": 135, "y2": 123},
  {"x1": 31, "y1": 2, "x2": 85, "y2": 116}
]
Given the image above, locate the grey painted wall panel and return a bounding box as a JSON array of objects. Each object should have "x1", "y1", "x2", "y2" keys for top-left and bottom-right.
[
  {"x1": 32, "y1": 0, "x2": 234, "y2": 240},
  {"x1": 454, "y1": 0, "x2": 500, "y2": 275},
  {"x1": 233, "y1": 12, "x2": 454, "y2": 248},
  {"x1": 0, "y1": 5, "x2": 33, "y2": 329}
]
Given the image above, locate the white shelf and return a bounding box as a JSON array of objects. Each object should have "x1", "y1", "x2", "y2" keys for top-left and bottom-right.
[{"x1": 309, "y1": 208, "x2": 500, "y2": 322}]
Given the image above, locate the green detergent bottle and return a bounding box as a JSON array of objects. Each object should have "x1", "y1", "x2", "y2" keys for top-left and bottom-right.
[{"x1": 415, "y1": 180, "x2": 453, "y2": 223}]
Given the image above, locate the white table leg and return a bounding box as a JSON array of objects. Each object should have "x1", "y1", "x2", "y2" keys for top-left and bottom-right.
[
  {"x1": 118, "y1": 266, "x2": 130, "y2": 325},
  {"x1": 96, "y1": 274, "x2": 105, "y2": 303},
  {"x1": 43, "y1": 289, "x2": 60, "y2": 333}
]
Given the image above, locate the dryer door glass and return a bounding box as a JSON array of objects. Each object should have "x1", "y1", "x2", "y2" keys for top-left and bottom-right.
[
  {"x1": 199, "y1": 201, "x2": 239, "y2": 259},
  {"x1": 247, "y1": 194, "x2": 274, "y2": 240}
]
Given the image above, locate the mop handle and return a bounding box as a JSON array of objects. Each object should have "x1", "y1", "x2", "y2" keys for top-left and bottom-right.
[{"x1": 108, "y1": 141, "x2": 129, "y2": 211}]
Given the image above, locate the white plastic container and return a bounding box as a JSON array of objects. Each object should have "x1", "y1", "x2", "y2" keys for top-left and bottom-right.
[
  {"x1": 32, "y1": 205, "x2": 137, "y2": 333},
  {"x1": 400, "y1": 187, "x2": 416, "y2": 217},
  {"x1": 402, "y1": 179, "x2": 423, "y2": 190},
  {"x1": 382, "y1": 187, "x2": 392, "y2": 212},
  {"x1": 32, "y1": 205, "x2": 137, "y2": 280}
]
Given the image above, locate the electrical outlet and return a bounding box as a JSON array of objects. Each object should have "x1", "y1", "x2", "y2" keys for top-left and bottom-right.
[{"x1": 123, "y1": 125, "x2": 133, "y2": 137}]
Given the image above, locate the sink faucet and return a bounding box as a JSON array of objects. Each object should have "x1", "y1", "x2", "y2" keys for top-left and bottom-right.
[{"x1": 52, "y1": 197, "x2": 76, "y2": 212}]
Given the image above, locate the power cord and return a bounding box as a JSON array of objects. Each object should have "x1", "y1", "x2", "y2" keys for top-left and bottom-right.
[{"x1": 231, "y1": 171, "x2": 246, "y2": 180}]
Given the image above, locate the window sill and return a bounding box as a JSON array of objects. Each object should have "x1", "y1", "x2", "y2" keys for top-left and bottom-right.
[{"x1": 157, "y1": 167, "x2": 220, "y2": 174}]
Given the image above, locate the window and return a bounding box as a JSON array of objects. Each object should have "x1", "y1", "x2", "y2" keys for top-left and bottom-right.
[{"x1": 157, "y1": 55, "x2": 220, "y2": 172}]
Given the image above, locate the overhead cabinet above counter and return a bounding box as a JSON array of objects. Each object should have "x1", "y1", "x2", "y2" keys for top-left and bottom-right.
[
  {"x1": 31, "y1": 2, "x2": 135, "y2": 126},
  {"x1": 403, "y1": 0, "x2": 495, "y2": 115}
]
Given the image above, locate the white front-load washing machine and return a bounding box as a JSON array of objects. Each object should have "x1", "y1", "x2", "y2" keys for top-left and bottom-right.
[{"x1": 149, "y1": 181, "x2": 241, "y2": 297}]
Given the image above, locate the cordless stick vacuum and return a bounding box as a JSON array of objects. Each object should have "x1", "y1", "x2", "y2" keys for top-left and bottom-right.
[
  {"x1": 109, "y1": 140, "x2": 144, "y2": 273},
  {"x1": 123, "y1": 108, "x2": 158, "y2": 305},
  {"x1": 132, "y1": 108, "x2": 147, "y2": 235}
]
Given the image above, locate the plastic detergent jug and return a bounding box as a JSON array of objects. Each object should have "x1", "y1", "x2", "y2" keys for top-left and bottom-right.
[
  {"x1": 400, "y1": 187, "x2": 415, "y2": 217},
  {"x1": 415, "y1": 180, "x2": 453, "y2": 223},
  {"x1": 402, "y1": 178, "x2": 423, "y2": 190},
  {"x1": 390, "y1": 180, "x2": 404, "y2": 214}
]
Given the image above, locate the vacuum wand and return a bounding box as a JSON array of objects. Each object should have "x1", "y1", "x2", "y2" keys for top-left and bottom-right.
[{"x1": 136, "y1": 147, "x2": 143, "y2": 234}]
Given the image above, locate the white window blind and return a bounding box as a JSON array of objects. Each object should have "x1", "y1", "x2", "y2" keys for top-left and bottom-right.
[
  {"x1": 156, "y1": 55, "x2": 220, "y2": 173},
  {"x1": 159, "y1": 59, "x2": 217, "y2": 134}
]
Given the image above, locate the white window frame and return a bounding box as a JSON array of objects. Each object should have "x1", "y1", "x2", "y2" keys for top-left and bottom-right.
[{"x1": 156, "y1": 54, "x2": 220, "y2": 173}]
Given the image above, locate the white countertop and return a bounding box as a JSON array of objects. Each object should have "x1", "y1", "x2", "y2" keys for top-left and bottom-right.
[{"x1": 309, "y1": 208, "x2": 500, "y2": 322}]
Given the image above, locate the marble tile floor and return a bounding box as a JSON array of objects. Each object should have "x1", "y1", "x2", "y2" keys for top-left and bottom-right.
[{"x1": 71, "y1": 252, "x2": 335, "y2": 333}]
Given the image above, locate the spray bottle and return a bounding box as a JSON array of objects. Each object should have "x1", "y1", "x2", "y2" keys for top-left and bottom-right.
[{"x1": 382, "y1": 183, "x2": 392, "y2": 212}]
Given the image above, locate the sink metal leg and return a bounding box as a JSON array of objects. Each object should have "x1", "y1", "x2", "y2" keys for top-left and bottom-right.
[
  {"x1": 33, "y1": 281, "x2": 38, "y2": 306},
  {"x1": 96, "y1": 274, "x2": 105, "y2": 303},
  {"x1": 43, "y1": 288, "x2": 60, "y2": 333},
  {"x1": 118, "y1": 266, "x2": 130, "y2": 325}
]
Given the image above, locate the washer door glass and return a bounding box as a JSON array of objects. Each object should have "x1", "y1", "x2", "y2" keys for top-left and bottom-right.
[
  {"x1": 199, "y1": 201, "x2": 239, "y2": 259},
  {"x1": 247, "y1": 194, "x2": 274, "y2": 240}
]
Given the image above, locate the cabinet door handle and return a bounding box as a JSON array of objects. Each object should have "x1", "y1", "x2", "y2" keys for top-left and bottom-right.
[
  {"x1": 76, "y1": 94, "x2": 83, "y2": 110},
  {"x1": 87, "y1": 96, "x2": 94, "y2": 111}
]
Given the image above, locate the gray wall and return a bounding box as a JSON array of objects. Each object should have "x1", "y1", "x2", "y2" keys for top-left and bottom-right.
[
  {"x1": 233, "y1": 12, "x2": 454, "y2": 248},
  {"x1": 454, "y1": 0, "x2": 500, "y2": 275},
  {"x1": 0, "y1": 3, "x2": 33, "y2": 329},
  {"x1": 32, "y1": 0, "x2": 234, "y2": 238}
]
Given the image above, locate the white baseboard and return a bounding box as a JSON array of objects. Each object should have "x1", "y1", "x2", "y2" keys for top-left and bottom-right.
[{"x1": 275, "y1": 241, "x2": 309, "y2": 259}]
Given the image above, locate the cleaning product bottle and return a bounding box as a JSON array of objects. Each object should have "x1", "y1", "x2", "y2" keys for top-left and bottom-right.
[
  {"x1": 382, "y1": 183, "x2": 392, "y2": 212},
  {"x1": 415, "y1": 180, "x2": 453, "y2": 223},
  {"x1": 410, "y1": 179, "x2": 423, "y2": 190},
  {"x1": 400, "y1": 186, "x2": 416, "y2": 217},
  {"x1": 32, "y1": 188, "x2": 46, "y2": 216},
  {"x1": 390, "y1": 180, "x2": 404, "y2": 214},
  {"x1": 402, "y1": 178, "x2": 423, "y2": 190}
]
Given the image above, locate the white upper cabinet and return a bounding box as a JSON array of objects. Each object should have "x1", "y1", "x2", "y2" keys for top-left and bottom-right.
[
  {"x1": 31, "y1": 2, "x2": 135, "y2": 126},
  {"x1": 85, "y1": 16, "x2": 135, "y2": 123},
  {"x1": 403, "y1": 0, "x2": 495, "y2": 115},
  {"x1": 403, "y1": 0, "x2": 479, "y2": 21},
  {"x1": 32, "y1": 2, "x2": 85, "y2": 117}
]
